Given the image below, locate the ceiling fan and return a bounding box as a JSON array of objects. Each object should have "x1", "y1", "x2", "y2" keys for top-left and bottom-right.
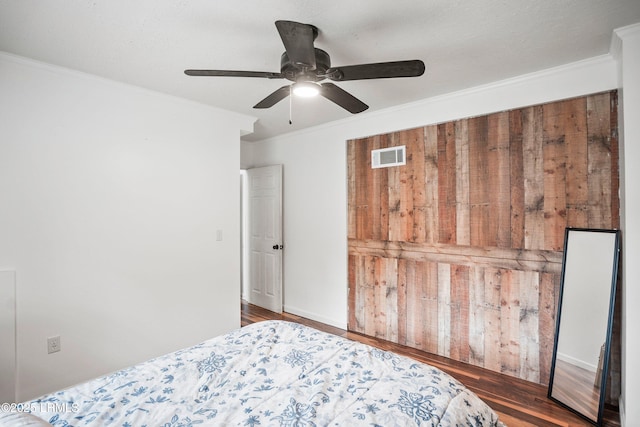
[{"x1": 185, "y1": 20, "x2": 425, "y2": 114}]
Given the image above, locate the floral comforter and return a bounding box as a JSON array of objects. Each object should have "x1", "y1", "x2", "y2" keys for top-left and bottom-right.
[{"x1": 28, "y1": 320, "x2": 502, "y2": 426}]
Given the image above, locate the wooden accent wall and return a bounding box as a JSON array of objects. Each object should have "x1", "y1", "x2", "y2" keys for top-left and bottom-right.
[{"x1": 347, "y1": 91, "x2": 619, "y2": 386}]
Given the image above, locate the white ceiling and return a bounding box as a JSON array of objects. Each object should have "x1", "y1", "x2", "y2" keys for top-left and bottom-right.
[{"x1": 1, "y1": 1, "x2": 639, "y2": 142}]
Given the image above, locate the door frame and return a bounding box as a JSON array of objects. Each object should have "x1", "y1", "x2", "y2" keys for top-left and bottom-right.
[{"x1": 240, "y1": 166, "x2": 284, "y2": 312}]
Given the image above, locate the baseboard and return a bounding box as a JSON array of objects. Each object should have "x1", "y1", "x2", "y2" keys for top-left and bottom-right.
[
  {"x1": 557, "y1": 352, "x2": 597, "y2": 373},
  {"x1": 283, "y1": 304, "x2": 346, "y2": 330}
]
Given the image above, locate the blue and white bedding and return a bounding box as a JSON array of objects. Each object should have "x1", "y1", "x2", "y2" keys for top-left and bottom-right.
[{"x1": 23, "y1": 320, "x2": 502, "y2": 426}]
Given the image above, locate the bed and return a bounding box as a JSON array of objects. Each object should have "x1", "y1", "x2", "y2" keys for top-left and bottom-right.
[{"x1": 7, "y1": 320, "x2": 503, "y2": 426}]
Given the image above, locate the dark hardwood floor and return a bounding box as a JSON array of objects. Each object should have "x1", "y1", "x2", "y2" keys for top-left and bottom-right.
[{"x1": 241, "y1": 301, "x2": 621, "y2": 427}]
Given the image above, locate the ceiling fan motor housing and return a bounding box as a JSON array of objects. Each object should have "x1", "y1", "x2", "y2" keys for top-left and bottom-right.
[{"x1": 280, "y1": 48, "x2": 331, "y2": 82}]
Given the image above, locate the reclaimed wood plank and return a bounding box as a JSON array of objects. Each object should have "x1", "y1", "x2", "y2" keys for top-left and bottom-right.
[
  {"x1": 379, "y1": 136, "x2": 391, "y2": 241},
  {"x1": 468, "y1": 116, "x2": 490, "y2": 247},
  {"x1": 348, "y1": 254, "x2": 357, "y2": 331},
  {"x1": 519, "y1": 270, "x2": 540, "y2": 383},
  {"x1": 450, "y1": 264, "x2": 470, "y2": 363},
  {"x1": 424, "y1": 125, "x2": 439, "y2": 244},
  {"x1": 404, "y1": 259, "x2": 420, "y2": 349},
  {"x1": 468, "y1": 266, "x2": 485, "y2": 366},
  {"x1": 539, "y1": 272, "x2": 559, "y2": 385},
  {"x1": 398, "y1": 131, "x2": 414, "y2": 242},
  {"x1": 587, "y1": 92, "x2": 613, "y2": 229},
  {"x1": 396, "y1": 258, "x2": 408, "y2": 346},
  {"x1": 487, "y1": 111, "x2": 512, "y2": 248},
  {"x1": 412, "y1": 260, "x2": 430, "y2": 351},
  {"x1": 402, "y1": 128, "x2": 426, "y2": 242},
  {"x1": 500, "y1": 270, "x2": 520, "y2": 377},
  {"x1": 484, "y1": 268, "x2": 503, "y2": 373},
  {"x1": 370, "y1": 256, "x2": 398, "y2": 342},
  {"x1": 564, "y1": 97, "x2": 589, "y2": 226},
  {"x1": 387, "y1": 140, "x2": 403, "y2": 242},
  {"x1": 364, "y1": 255, "x2": 377, "y2": 338},
  {"x1": 438, "y1": 122, "x2": 457, "y2": 244},
  {"x1": 510, "y1": 109, "x2": 525, "y2": 249},
  {"x1": 455, "y1": 120, "x2": 470, "y2": 246},
  {"x1": 438, "y1": 263, "x2": 451, "y2": 357},
  {"x1": 522, "y1": 105, "x2": 545, "y2": 250},
  {"x1": 374, "y1": 256, "x2": 387, "y2": 339},
  {"x1": 385, "y1": 132, "x2": 412, "y2": 242},
  {"x1": 347, "y1": 140, "x2": 357, "y2": 240},
  {"x1": 385, "y1": 257, "x2": 399, "y2": 343},
  {"x1": 373, "y1": 135, "x2": 389, "y2": 241},
  {"x1": 354, "y1": 136, "x2": 370, "y2": 240},
  {"x1": 424, "y1": 261, "x2": 440, "y2": 354},
  {"x1": 353, "y1": 255, "x2": 367, "y2": 334},
  {"x1": 542, "y1": 100, "x2": 568, "y2": 251},
  {"x1": 348, "y1": 239, "x2": 563, "y2": 273}
]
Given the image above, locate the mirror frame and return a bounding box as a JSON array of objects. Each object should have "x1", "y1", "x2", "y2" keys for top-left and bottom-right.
[{"x1": 548, "y1": 227, "x2": 620, "y2": 426}]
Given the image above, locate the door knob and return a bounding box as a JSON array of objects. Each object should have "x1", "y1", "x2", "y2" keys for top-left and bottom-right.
[{"x1": 272, "y1": 244, "x2": 283, "y2": 250}]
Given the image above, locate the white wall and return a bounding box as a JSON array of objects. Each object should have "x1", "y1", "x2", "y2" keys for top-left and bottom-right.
[
  {"x1": 613, "y1": 23, "x2": 640, "y2": 427},
  {"x1": 0, "y1": 52, "x2": 254, "y2": 401},
  {"x1": 243, "y1": 54, "x2": 618, "y2": 330},
  {"x1": 0, "y1": 271, "x2": 16, "y2": 402}
]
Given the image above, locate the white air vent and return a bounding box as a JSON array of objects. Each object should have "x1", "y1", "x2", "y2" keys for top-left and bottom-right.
[{"x1": 371, "y1": 145, "x2": 406, "y2": 169}]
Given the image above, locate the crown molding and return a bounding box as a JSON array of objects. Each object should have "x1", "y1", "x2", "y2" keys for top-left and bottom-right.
[
  {"x1": 0, "y1": 50, "x2": 257, "y2": 135},
  {"x1": 611, "y1": 23, "x2": 640, "y2": 60},
  {"x1": 254, "y1": 54, "x2": 616, "y2": 144}
]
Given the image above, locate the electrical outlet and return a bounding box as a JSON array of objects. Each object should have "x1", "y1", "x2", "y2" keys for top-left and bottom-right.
[{"x1": 47, "y1": 336, "x2": 61, "y2": 354}]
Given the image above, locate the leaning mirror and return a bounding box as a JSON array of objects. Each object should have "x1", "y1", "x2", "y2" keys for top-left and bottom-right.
[{"x1": 548, "y1": 228, "x2": 620, "y2": 425}]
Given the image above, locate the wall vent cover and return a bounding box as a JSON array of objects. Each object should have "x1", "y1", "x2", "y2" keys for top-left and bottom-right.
[{"x1": 371, "y1": 145, "x2": 406, "y2": 169}]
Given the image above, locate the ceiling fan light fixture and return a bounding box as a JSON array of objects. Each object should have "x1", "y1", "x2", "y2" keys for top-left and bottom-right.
[{"x1": 292, "y1": 81, "x2": 320, "y2": 97}]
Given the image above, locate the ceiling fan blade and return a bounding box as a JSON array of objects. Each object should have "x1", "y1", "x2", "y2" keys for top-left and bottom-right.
[
  {"x1": 327, "y1": 60, "x2": 425, "y2": 81},
  {"x1": 253, "y1": 86, "x2": 291, "y2": 109},
  {"x1": 275, "y1": 20, "x2": 317, "y2": 69},
  {"x1": 320, "y1": 83, "x2": 368, "y2": 114},
  {"x1": 185, "y1": 69, "x2": 283, "y2": 79}
]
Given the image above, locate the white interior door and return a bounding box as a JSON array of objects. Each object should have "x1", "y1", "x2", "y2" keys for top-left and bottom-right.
[{"x1": 245, "y1": 165, "x2": 283, "y2": 313}]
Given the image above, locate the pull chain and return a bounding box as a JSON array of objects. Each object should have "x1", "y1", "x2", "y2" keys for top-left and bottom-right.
[{"x1": 289, "y1": 86, "x2": 293, "y2": 125}]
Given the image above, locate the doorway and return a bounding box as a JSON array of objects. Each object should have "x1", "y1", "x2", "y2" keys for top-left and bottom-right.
[{"x1": 241, "y1": 165, "x2": 283, "y2": 313}]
